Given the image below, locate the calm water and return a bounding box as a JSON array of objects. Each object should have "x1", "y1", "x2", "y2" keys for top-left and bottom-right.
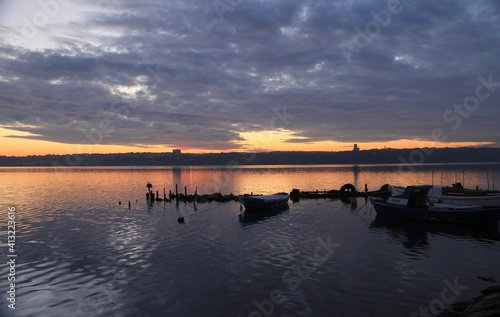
[{"x1": 0, "y1": 163, "x2": 499, "y2": 317}]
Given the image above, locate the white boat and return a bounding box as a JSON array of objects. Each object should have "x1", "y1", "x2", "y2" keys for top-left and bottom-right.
[
  {"x1": 388, "y1": 184, "x2": 500, "y2": 208},
  {"x1": 371, "y1": 185, "x2": 500, "y2": 225},
  {"x1": 238, "y1": 193, "x2": 290, "y2": 210}
]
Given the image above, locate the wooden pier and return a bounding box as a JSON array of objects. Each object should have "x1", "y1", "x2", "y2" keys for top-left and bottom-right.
[
  {"x1": 141, "y1": 183, "x2": 390, "y2": 204},
  {"x1": 290, "y1": 184, "x2": 390, "y2": 201}
]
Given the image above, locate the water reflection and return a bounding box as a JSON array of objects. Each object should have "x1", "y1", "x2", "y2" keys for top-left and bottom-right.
[
  {"x1": 371, "y1": 216, "x2": 500, "y2": 250},
  {"x1": 1, "y1": 165, "x2": 499, "y2": 316},
  {"x1": 172, "y1": 166, "x2": 182, "y2": 189},
  {"x1": 238, "y1": 205, "x2": 289, "y2": 225},
  {"x1": 353, "y1": 164, "x2": 359, "y2": 190}
]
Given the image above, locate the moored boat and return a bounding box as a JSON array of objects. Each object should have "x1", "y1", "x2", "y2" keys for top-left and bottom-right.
[
  {"x1": 239, "y1": 193, "x2": 290, "y2": 210},
  {"x1": 388, "y1": 183, "x2": 500, "y2": 208},
  {"x1": 371, "y1": 185, "x2": 500, "y2": 225}
]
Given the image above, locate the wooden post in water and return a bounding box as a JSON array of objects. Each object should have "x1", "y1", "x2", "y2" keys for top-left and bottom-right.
[{"x1": 164, "y1": 188, "x2": 166, "y2": 200}]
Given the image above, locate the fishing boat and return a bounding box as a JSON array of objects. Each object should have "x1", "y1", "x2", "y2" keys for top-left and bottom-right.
[
  {"x1": 239, "y1": 193, "x2": 290, "y2": 210},
  {"x1": 388, "y1": 183, "x2": 500, "y2": 208},
  {"x1": 371, "y1": 185, "x2": 500, "y2": 225}
]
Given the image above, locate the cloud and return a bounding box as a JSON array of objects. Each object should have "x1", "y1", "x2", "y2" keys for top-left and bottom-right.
[{"x1": 0, "y1": 0, "x2": 499, "y2": 151}]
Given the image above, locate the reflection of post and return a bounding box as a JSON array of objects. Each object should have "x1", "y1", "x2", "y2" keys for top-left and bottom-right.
[
  {"x1": 172, "y1": 166, "x2": 182, "y2": 198},
  {"x1": 487, "y1": 170, "x2": 495, "y2": 191},
  {"x1": 352, "y1": 165, "x2": 359, "y2": 190}
]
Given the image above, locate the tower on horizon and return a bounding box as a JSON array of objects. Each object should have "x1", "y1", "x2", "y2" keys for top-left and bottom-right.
[{"x1": 353, "y1": 144, "x2": 359, "y2": 152}]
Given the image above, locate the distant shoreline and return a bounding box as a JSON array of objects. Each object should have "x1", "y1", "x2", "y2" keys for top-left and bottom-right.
[
  {"x1": 1, "y1": 162, "x2": 500, "y2": 168},
  {"x1": 1, "y1": 147, "x2": 499, "y2": 167}
]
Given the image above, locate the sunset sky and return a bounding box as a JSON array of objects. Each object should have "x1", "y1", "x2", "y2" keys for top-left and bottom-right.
[{"x1": 0, "y1": 0, "x2": 499, "y2": 157}]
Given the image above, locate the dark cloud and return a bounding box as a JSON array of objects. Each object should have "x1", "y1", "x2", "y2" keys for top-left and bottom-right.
[{"x1": 0, "y1": 0, "x2": 499, "y2": 151}]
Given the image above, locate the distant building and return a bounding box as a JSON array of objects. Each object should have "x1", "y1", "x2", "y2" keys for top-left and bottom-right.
[
  {"x1": 353, "y1": 144, "x2": 359, "y2": 152},
  {"x1": 173, "y1": 149, "x2": 181, "y2": 155}
]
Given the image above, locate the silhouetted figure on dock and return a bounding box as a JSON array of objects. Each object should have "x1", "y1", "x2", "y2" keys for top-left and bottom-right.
[{"x1": 146, "y1": 182, "x2": 154, "y2": 202}]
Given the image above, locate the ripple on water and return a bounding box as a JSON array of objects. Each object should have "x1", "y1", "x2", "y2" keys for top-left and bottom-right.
[{"x1": 1, "y1": 166, "x2": 500, "y2": 317}]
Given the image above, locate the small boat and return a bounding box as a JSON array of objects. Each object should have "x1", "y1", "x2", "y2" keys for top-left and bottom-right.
[
  {"x1": 371, "y1": 185, "x2": 500, "y2": 225},
  {"x1": 239, "y1": 193, "x2": 290, "y2": 210}
]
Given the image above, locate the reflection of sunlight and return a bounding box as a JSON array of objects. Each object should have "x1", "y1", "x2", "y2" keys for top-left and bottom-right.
[{"x1": 108, "y1": 221, "x2": 155, "y2": 269}]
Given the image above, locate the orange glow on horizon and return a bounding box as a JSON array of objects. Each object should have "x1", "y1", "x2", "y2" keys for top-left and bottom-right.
[
  {"x1": 236, "y1": 130, "x2": 494, "y2": 153},
  {"x1": 0, "y1": 128, "x2": 494, "y2": 157}
]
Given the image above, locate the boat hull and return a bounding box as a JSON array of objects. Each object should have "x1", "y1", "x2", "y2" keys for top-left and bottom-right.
[
  {"x1": 239, "y1": 193, "x2": 290, "y2": 210},
  {"x1": 429, "y1": 194, "x2": 500, "y2": 207},
  {"x1": 371, "y1": 200, "x2": 500, "y2": 225}
]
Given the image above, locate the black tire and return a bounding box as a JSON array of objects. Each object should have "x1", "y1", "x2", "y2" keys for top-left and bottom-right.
[{"x1": 340, "y1": 183, "x2": 356, "y2": 192}]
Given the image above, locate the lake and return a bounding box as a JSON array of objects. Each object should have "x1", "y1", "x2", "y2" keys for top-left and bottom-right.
[{"x1": 0, "y1": 163, "x2": 499, "y2": 317}]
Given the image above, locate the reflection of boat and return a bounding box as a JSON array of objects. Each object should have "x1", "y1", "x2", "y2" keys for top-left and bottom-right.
[
  {"x1": 371, "y1": 216, "x2": 500, "y2": 249},
  {"x1": 389, "y1": 183, "x2": 500, "y2": 208},
  {"x1": 238, "y1": 193, "x2": 290, "y2": 210},
  {"x1": 239, "y1": 204, "x2": 289, "y2": 224},
  {"x1": 371, "y1": 185, "x2": 500, "y2": 225}
]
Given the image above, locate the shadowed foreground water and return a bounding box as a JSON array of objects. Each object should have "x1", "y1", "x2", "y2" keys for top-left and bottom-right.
[{"x1": 0, "y1": 164, "x2": 499, "y2": 317}]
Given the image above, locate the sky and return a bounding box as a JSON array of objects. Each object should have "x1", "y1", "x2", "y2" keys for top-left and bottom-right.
[{"x1": 0, "y1": 0, "x2": 499, "y2": 156}]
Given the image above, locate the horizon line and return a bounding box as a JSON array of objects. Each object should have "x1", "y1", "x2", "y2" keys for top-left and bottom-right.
[{"x1": 2, "y1": 145, "x2": 499, "y2": 158}]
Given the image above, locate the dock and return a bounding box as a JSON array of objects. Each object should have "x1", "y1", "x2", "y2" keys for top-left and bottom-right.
[
  {"x1": 140, "y1": 183, "x2": 390, "y2": 204},
  {"x1": 289, "y1": 187, "x2": 390, "y2": 200}
]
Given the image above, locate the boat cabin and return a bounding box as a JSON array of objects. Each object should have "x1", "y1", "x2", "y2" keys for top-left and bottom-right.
[{"x1": 387, "y1": 185, "x2": 432, "y2": 209}]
